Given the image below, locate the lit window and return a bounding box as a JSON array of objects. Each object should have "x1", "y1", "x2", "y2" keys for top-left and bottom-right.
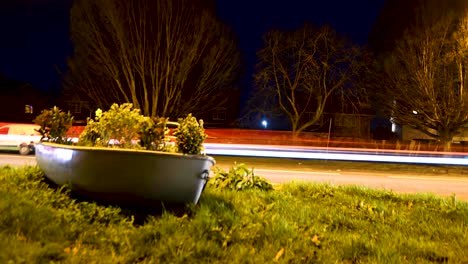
[{"x1": 25, "y1": 105, "x2": 33, "y2": 114}]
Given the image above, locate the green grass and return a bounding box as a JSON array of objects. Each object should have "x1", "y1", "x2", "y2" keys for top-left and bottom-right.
[{"x1": 1, "y1": 166, "x2": 467, "y2": 263}]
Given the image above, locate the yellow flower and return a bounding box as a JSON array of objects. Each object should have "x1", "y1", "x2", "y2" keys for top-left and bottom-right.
[{"x1": 95, "y1": 108, "x2": 103, "y2": 120}]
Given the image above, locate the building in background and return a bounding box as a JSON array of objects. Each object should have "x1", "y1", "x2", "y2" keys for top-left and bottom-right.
[{"x1": 0, "y1": 77, "x2": 50, "y2": 123}]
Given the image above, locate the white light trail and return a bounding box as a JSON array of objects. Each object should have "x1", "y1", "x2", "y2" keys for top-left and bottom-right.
[{"x1": 204, "y1": 144, "x2": 468, "y2": 166}]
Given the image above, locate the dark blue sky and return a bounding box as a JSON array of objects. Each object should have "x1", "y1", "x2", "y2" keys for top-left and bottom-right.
[
  {"x1": 218, "y1": 0, "x2": 384, "y2": 44},
  {"x1": 0, "y1": 0, "x2": 72, "y2": 90},
  {"x1": 0, "y1": 0, "x2": 385, "y2": 92}
]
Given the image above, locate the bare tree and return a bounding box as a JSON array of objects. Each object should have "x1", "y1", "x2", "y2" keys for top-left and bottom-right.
[
  {"x1": 381, "y1": 8, "x2": 468, "y2": 150},
  {"x1": 65, "y1": 0, "x2": 240, "y2": 118},
  {"x1": 247, "y1": 24, "x2": 367, "y2": 135}
]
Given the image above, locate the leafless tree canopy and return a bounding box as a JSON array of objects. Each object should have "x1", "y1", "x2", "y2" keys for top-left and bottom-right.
[
  {"x1": 246, "y1": 24, "x2": 368, "y2": 134},
  {"x1": 381, "y1": 6, "x2": 468, "y2": 148},
  {"x1": 65, "y1": 0, "x2": 240, "y2": 118}
]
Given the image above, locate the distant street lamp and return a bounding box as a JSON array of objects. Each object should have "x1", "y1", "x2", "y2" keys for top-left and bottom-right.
[{"x1": 261, "y1": 119, "x2": 268, "y2": 129}]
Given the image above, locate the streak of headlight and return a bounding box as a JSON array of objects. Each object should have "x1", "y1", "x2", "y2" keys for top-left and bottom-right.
[
  {"x1": 63, "y1": 140, "x2": 467, "y2": 165},
  {"x1": 204, "y1": 143, "x2": 467, "y2": 156},
  {"x1": 204, "y1": 148, "x2": 468, "y2": 166}
]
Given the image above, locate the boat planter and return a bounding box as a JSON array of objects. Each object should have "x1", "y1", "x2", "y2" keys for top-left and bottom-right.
[{"x1": 35, "y1": 142, "x2": 215, "y2": 205}]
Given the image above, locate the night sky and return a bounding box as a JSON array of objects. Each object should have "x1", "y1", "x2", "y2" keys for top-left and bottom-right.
[
  {"x1": 0, "y1": 0, "x2": 385, "y2": 94},
  {"x1": 0, "y1": 0, "x2": 73, "y2": 91}
]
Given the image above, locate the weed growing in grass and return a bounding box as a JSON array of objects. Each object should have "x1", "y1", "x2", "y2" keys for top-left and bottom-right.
[
  {"x1": 209, "y1": 163, "x2": 273, "y2": 191},
  {"x1": 1, "y1": 166, "x2": 467, "y2": 263}
]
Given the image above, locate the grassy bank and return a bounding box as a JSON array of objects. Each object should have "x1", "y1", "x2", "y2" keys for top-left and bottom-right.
[{"x1": 1, "y1": 166, "x2": 467, "y2": 263}]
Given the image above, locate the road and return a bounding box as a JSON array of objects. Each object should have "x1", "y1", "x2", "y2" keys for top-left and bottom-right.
[
  {"x1": 0, "y1": 153, "x2": 36, "y2": 167},
  {"x1": 2, "y1": 153, "x2": 468, "y2": 201},
  {"x1": 252, "y1": 168, "x2": 468, "y2": 201}
]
